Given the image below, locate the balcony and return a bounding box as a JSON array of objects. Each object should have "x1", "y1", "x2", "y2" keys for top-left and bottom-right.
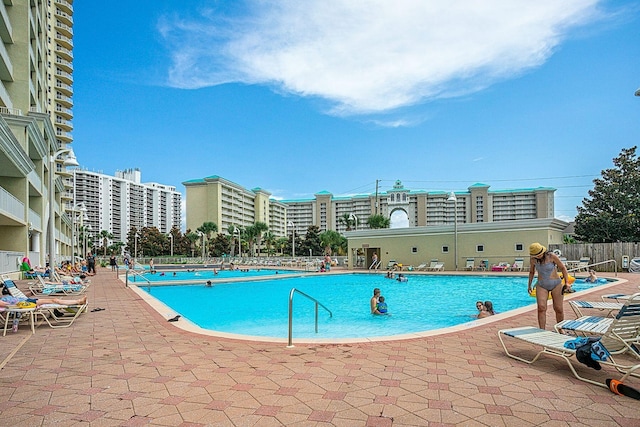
[
  {"x1": 55, "y1": 0, "x2": 73, "y2": 15},
  {"x1": 55, "y1": 57, "x2": 73, "y2": 72},
  {"x1": 55, "y1": 32, "x2": 73, "y2": 50}
]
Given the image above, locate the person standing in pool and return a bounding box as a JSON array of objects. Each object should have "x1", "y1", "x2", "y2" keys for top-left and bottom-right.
[
  {"x1": 528, "y1": 242, "x2": 570, "y2": 329},
  {"x1": 370, "y1": 288, "x2": 381, "y2": 314}
]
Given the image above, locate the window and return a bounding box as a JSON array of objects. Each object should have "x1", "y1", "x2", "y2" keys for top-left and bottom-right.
[
  {"x1": 442, "y1": 245, "x2": 449, "y2": 253},
  {"x1": 515, "y1": 243, "x2": 524, "y2": 251},
  {"x1": 476, "y1": 245, "x2": 484, "y2": 252},
  {"x1": 412, "y1": 247, "x2": 418, "y2": 253}
]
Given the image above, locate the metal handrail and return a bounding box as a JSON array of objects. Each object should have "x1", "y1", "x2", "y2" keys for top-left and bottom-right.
[
  {"x1": 287, "y1": 288, "x2": 332, "y2": 348},
  {"x1": 567, "y1": 259, "x2": 617, "y2": 277}
]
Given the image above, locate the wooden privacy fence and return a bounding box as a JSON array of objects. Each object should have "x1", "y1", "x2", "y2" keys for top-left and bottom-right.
[{"x1": 549, "y1": 242, "x2": 640, "y2": 272}]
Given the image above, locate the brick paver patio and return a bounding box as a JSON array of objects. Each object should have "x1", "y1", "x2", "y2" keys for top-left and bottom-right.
[{"x1": 1, "y1": 269, "x2": 639, "y2": 426}]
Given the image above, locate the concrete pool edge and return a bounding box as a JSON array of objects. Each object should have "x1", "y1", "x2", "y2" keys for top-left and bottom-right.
[{"x1": 127, "y1": 274, "x2": 629, "y2": 345}]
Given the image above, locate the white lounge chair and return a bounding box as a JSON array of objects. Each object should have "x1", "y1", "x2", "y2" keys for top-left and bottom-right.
[
  {"x1": 499, "y1": 326, "x2": 640, "y2": 388},
  {"x1": 464, "y1": 258, "x2": 475, "y2": 271},
  {"x1": 558, "y1": 293, "x2": 640, "y2": 335},
  {"x1": 414, "y1": 263, "x2": 428, "y2": 271},
  {"x1": 568, "y1": 300, "x2": 625, "y2": 318},
  {"x1": 510, "y1": 258, "x2": 524, "y2": 272},
  {"x1": 425, "y1": 260, "x2": 439, "y2": 271},
  {"x1": 575, "y1": 257, "x2": 591, "y2": 272}
]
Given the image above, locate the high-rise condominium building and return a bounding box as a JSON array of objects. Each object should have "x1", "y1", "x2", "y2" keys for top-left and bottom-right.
[
  {"x1": 183, "y1": 176, "x2": 288, "y2": 236},
  {"x1": 184, "y1": 176, "x2": 556, "y2": 237},
  {"x1": 74, "y1": 169, "x2": 182, "y2": 249},
  {"x1": 0, "y1": 1, "x2": 76, "y2": 270}
]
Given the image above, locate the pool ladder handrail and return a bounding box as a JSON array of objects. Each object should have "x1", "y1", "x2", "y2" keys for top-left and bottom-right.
[{"x1": 287, "y1": 288, "x2": 332, "y2": 348}]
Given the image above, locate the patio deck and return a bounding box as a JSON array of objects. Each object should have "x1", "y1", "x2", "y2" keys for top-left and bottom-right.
[{"x1": 1, "y1": 269, "x2": 639, "y2": 426}]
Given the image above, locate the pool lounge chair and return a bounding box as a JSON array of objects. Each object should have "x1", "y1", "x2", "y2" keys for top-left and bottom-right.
[
  {"x1": 510, "y1": 258, "x2": 524, "y2": 272},
  {"x1": 34, "y1": 302, "x2": 88, "y2": 329},
  {"x1": 427, "y1": 261, "x2": 444, "y2": 271},
  {"x1": 414, "y1": 263, "x2": 428, "y2": 271},
  {"x1": 574, "y1": 257, "x2": 591, "y2": 272},
  {"x1": 491, "y1": 262, "x2": 510, "y2": 272},
  {"x1": 557, "y1": 293, "x2": 640, "y2": 337},
  {"x1": 499, "y1": 316, "x2": 640, "y2": 388},
  {"x1": 568, "y1": 300, "x2": 625, "y2": 318},
  {"x1": 464, "y1": 258, "x2": 475, "y2": 271}
]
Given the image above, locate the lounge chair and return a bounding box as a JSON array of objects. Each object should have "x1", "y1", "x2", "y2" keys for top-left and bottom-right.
[
  {"x1": 568, "y1": 300, "x2": 625, "y2": 318},
  {"x1": 414, "y1": 263, "x2": 428, "y2": 271},
  {"x1": 575, "y1": 257, "x2": 591, "y2": 272},
  {"x1": 464, "y1": 258, "x2": 475, "y2": 271},
  {"x1": 34, "y1": 302, "x2": 88, "y2": 329},
  {"x1": 557, "y1": 293, "x2": 640, "y2": 336},
  {"x1": 499, "y1": 299, "x2": 640, "y2": 389},
  {"x1": 510, "y1": 258, "x2": 524, "y2": 272},
  {"x1": 491, "y1": 262, "x2": 510, "y2": 272},
  {"x1": 29, "y1": 275, "x2": 89, "y2": 296}
]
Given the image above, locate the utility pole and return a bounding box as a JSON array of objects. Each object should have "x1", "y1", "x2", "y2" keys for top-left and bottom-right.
[{"x1": 375, "y1": 179, "x2": 379, "y2": 215}]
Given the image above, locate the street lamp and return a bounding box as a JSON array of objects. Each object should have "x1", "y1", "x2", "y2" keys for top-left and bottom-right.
[
  {"x1": 134, "y1": 231, "x2": 139, "y2": 267},
  {"x1": 83, "y1": 224, "x2": 92, "y2": 261},
  {"x1": 197, "y1": 231, "x2": 205, "y2": 259},
  {"x1": 349, "y1": 213, "x2": 358, "y2": 231},
  {"x1": 48, "y1": 148, "x2": 79, "y2": 268},
  {"x1": 69, "y1": 202, "x2": 86, "y2": 261},
  {"x1": 447, "y1": 192, "x2": 458, "y2": 271},
  {"x1": 288, "y1": 221, "x2": 295, "y2": 257}
]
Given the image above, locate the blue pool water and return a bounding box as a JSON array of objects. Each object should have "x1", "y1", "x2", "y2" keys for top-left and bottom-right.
[
  {"x1": 143, "y1": 274, "x2": 612, "y2": 339},
  {"x1": 128, "y1": 268, "x2": 297, "y2": 283}
]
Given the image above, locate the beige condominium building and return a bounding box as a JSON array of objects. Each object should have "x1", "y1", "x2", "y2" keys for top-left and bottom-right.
[
  {"x1": 0, "y1": 0, "x2": 76, "y2": 272},
  {"x1": 282, "y1": 180, "x2": 556, "y2": 234},
  {"x1": 184, "y1": 176, "x2": 557, "y2": 246},
  {"x1": 73, "y1": 168, "x2": 182, "y2": 249},
  {"x1": 183, "y1": 175, "x2": 288, "y2": 236}
]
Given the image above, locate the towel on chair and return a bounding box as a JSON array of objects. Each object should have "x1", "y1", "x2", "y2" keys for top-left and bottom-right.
[{"x1": 566, "y1": 337, "x2": 610, "y2": 370}]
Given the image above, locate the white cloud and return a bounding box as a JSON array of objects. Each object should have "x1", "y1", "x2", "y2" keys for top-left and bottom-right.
[{"x1": 160, "y1": 0, "x2": 601, "y2": 116}]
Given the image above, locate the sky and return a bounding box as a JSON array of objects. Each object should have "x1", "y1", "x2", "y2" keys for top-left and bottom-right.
[{"x1": 71, "y1": 1, "x2": 640, "y2": 223}]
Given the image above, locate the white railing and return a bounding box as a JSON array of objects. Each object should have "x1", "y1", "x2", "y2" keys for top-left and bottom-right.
[{"x1": 0, "y1": 185, "x2": 25, "y2": 220}]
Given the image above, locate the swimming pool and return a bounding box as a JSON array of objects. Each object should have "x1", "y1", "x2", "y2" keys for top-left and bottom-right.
[
  {"x1": 128, "y1": 268, "x2": 299, "y2": 283},
  {"x1": 142, "y1": 273, "x2": 613, "y2": 340}
]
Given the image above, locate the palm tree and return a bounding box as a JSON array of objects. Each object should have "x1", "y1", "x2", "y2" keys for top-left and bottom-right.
[
  {"x1": 252, "y1": 221, "x2": 268, "y2": 256},
  {"x1": 197, "y1": 222, "x2": 218, "y2": 257},
  {"x1": 263, "y1": 231, "x2": 276, "y2": 256},
  {"x1": 367, "y1": 214, "x2": 390, "y2": 229},
  {"x1": 338, "y1": 213, "x2": 355, "y2": 231},
  {"x1": 99, "y1": 230, "x2": 114, "y2": 256}
]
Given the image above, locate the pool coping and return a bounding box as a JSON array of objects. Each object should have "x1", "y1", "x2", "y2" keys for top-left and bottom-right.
[{"x1": 127, "y1": 273, "x2": 628, "y2": 345}]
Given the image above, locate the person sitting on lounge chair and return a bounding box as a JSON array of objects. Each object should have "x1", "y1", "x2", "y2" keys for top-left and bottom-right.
[{"x1": 1, "y1": 294, "x2": 87, "y2": 308}]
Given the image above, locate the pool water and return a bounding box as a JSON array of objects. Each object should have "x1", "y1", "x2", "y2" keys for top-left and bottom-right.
[
  {"x1": 143, "y1": 274, "x2": 611, "y2": 339},
  {"x1": 128, "y1": 268, "x2": 297, "y2": 283}
]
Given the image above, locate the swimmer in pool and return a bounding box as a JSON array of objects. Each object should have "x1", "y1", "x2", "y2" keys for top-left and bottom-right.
[{"x1": 375, "y1": 296, "x2": 389, "y2": 315}]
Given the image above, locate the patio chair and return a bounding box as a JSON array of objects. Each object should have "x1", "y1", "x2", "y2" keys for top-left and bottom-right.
[
  {"x1": 510, "y1": 258, "x2": 524, "y2": 272},
  {"x1": 575, "y1": 257, "x2": 591, "y2": 272},
  {"x1": 34, "y1": 302, "x2": 88, "y2": 329},
  {"x1": 568, "y1": 300, "x2": 625, "y2": 318},
  {"x1": 414, "y1": 263, "x2": 428, "y2": 271},
  {"x1": 464, "y1": 258, "x2": 475, "y2": 271},
  {"x1": 499, "y1": 319, "x2": 640, "y2": 388},
  {"x1": 556, "y1": 293, "x2": 640, "y2": 337},
  {"x1": 425, "y1": 260, "x2": 439, "y2": 271}
]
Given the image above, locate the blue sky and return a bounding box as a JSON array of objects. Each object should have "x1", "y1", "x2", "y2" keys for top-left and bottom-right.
[{"x1": 71, "y1": 1, "x2": 640, "y2": 222}]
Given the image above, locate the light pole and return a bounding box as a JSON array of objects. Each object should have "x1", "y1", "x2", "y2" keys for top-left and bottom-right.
[
  {"x1": 447, "y1": 192, "x2": 458, "y2": 271},
  {"x1": 48, "y1": 148, "x2": 78, "y2": 268},
  {"x1": 134, "y1": 231, "x2": 139, "y2": 267},
  {"x1": 69, "y1": 203, "x2": 86, "y2": 261},
  {"x1": 169, "y1": 233, "x2": 174, "y2": 257},
  {"x1": 349, "y1": 213, "x2": 358, "y2": 231},
  {"x1": 288, "y1": 221, "x2": 295, "y2": 257},
  {"x1": 83, "y1": 224, "x2": 92, "y2": 261},
  {"x1": 197, "y1": 231, "x2": 205, "y2": 259}
]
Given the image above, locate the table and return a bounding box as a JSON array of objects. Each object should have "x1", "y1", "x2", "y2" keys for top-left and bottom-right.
[{"x1": 3, "y1": 307, "x2": 36, "y2": 336}]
